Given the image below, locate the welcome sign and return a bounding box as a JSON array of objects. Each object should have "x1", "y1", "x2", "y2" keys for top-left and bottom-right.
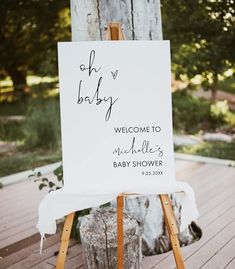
[{"x1": 58, "y1": 41, "x2": 175, "y2": 194}]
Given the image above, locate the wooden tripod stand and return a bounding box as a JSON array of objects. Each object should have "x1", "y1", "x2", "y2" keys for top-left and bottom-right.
[{"x1": 56, "y1": 22, "x2": 185, "y2": 269}]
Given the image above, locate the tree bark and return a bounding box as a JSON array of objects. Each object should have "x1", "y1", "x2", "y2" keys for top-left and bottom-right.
[
  {"x1": 6, "y1": 67, "x2": 28, "y2": 93},
  {"x1": 211, "y1": 74, "x2": 219, "y2": 102},
  {"x1": 79, "y1": 208, "x2": 142, "y2": 269},
  {"x1": 71, "y1": 0, "x2": 202, "y2": 256},
  {"x1": 123, "y1": 194, "x2": 202, "y2": 255},
  {"x1": 70, "y1": 0, "x2": 162, "y2": 41}
]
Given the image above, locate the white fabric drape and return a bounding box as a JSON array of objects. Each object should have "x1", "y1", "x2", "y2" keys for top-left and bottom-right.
[{"x1": 37, "y1": 181, "x2": 199, "y2": 237}]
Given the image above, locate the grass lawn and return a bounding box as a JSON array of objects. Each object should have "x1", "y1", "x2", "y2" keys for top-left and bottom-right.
[
  {"x1": 0, "y1": 75, "x2": 59, "y2": 105},
  {"x1": 0, "y1": 149, "x2": 62, "y2": 177},
  {"x1": 0, "y1": 101, "x2": 28, "y2": 116},
  {"x1": 175, "y1": 141, "x2": 235, "y2": 161},
  {"x1": 0, "y1": 77, "x2": 61, "y2": 178},
  {"x1": 219, "y1": 76, "x2": 235, "y2": 95}
]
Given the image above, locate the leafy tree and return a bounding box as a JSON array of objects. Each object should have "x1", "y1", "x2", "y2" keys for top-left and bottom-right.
[
  {"x1": 0, "y1": 0, "x2": 70, "y2": 93},
  {"x1": 162, "y1": 0, "x2": 235, "y2": 100}
]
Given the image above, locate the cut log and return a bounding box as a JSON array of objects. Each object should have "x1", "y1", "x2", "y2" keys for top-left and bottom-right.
[
  {"x1": 124, "y1": 194, "x2": 202, "y2": 255},
  {"x1": 78, "y1": 207, "x2": 142, "y2": 269}
]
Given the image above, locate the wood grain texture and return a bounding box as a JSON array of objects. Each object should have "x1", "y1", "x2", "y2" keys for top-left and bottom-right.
[
  {"x1": 70, "y1": 0, "x2": 100, "y2": 41},
  {"x1": 1, "y1": 159, "x2": 235, "y2": 268},
  {"x1": 149, "y1": 205, "x2": 235, "y2": 269},
  {"x1": 117, "y1": 195, "x2": 124, "y2": 269},
  {"x1": 160, "y1": 195, "x2": 185, "y2": 269},
  {"x1": 79, "y1": 208, "x2": 142, "y2": 269},
  {"x1": 56, "y1": 213, "x2": 75, "y2": 269},
  {"x1": 225, "y1": 257, "x2": 235, "y2": 269}
]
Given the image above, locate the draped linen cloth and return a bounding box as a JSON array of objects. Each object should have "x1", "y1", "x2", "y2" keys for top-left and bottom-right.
[{"x1": 37, "y1": 181, "x2": 199, "y2": 245}]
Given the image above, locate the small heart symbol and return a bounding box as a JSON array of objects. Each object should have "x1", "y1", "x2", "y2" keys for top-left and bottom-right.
[{"x1": 111, "y1": 70, "x2": 118, "y2": 79}]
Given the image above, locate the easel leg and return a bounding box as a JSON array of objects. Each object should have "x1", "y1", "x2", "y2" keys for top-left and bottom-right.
[
  {"x1": 117, "y1": 195, "x2": 124, "y2": 269},
  {"x1": 56, "y1": 212, "x2": 75, "y2": 269},
  {"x1": 159, "y1": 194, "x2": 185, "y2": 269}
]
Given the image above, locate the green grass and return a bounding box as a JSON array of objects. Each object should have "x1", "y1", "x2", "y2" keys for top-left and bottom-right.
[
  {"x1": 218, "y1": 76, "x2": 235, "y2": 94},
  {"x1": 0, "y1": 99, "x2": 61, "y2": 146},
  {"x1": 0, "y1": 75, "x2": 59, "y2": 103},
  {"x1": 0, "y1": 119, "x2": 25, "y2": 141},
  {"x1": 175, "y1": 141, "x2": 235, "y2": 161},
  {"x1": 0, "y1": 75, "x2": 58, "y2": 93},
  {"x1": 23, "y1": 98, "x2": 61, "y2": 149},
  {"x1": 0, "y1": 78, "x2": 61, "y2": 178},
  {"x1": 0, "y1": 149, "x2": 62, "y2": 177},
  {"x1": 0, "y1": 100, "x2": 28, "y2": 116}
]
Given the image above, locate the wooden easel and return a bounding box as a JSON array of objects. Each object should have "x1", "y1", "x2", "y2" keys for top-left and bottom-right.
[{"x1": 56, "y1": 22, "x2": 185, "y2": 269}]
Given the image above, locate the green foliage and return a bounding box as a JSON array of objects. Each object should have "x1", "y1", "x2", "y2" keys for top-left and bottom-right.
[
  {"x1": 175, "y1": 141, "x2": 235, "y2": 161},
  {"x1": 32, "y1": 166, "x2": 63, "y2": 192},
  {"x1": 33, "y1": 165, "x2": 112, "y2": 241},
  {"x1": 172, "y1": 90, "x2": 235, "y2": 133},
  {"x1": 30, "y1": 81, "x2": 59, "y2": 98},
  {"x1": 0, "y1": 0, "x2": 71, "y2": 91},
  {"x1": 0, "y1": 150, "x2": 61, "y2": 177},
  {"x1": 0, "y1": 100, "x2": 28, "y2": 115},
  {"x1": 0, "y1": 80, "x2": 62, "y2": 177},
  {"x1": 209, "y1": 100, "x2": 235, "y2": 127},
  {"x1": 23, "y1": 99, "x2": 61, "y2": 149},
  {"x1": 32, "y1": 164, "x2": 90, "y2": 240},
  {"x1": 162, "y1": 0, "x2": 235, "y2": 92},
  {"x1": 31, "y1": 164, "x2": 64, "y2": 192},
  {"x1": 218, "y1": 76, "x2": 235, "y2": 94},
  {"x1": 210, "y1": 100, "x2": 229, "y2": 122},
  {"x1": 53, "y1": 165, "x2": 64, "y2": 184},
  {"x1": 0, "y1": 119, "x2": 24, "y2": 141},
  {"x1": 0, "y1": 92, "x2": 29, "y2": 142},
  {"x1": 173, "y1": 90, "x2": 211, "y2": 133}
]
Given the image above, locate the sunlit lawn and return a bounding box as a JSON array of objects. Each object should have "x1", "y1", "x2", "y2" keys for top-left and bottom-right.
[
  {"x1": 0, "y1": 75, "x2": 59, "y2": 100},
  {"x1": 218, "y1": 76, "x2": 235, "y2": 94},
  {"x1": 0, "y1": 76, "x2": 61, "y2": 178},
  {"x1": 175, "y1": 141, "x2": 235, "y2": 161},
  {"x1": 0, "y1": 149, "x2": 62, "y2": 177}
]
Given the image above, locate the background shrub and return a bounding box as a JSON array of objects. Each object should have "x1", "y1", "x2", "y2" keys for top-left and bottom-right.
[
  {"x1": 23, "y1": 98, "x2": 61, "y2": 149},
  {"x1": 0, "y1": 119, "x2": 24, "y2": 141},
  {"x1": 172, "y1": 90, "x2": 235, "y2": 134}
]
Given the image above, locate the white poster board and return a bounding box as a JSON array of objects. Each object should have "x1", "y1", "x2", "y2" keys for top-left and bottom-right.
[{"x1": 58, "y1": 41, "x2": 175, "y2": 195}]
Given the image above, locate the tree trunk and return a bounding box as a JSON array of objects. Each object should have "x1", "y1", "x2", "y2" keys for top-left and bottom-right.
[
  {"x1": 71, "y1": 0, "x2": 202, "y2": 256},
  {"x1": 211, "y1": 87, "x2": 217, "y2": 102},
  {"x1": 70, "y1": 0, "x2": 162, "y2": 41},
  {"x1": 211, "y1": 74, "x2": 219, "y2": 102},
  {"x1": 6, "y1": 67, "x2": 28, "y2": 93},
  {"x1": 79, "y1": 208, "x2": 142, "y2": 269}
]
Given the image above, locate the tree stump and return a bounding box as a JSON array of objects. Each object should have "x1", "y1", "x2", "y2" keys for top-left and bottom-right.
[{"x1": 78, "y1": 207, "x2": 142, "y2": 269}]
